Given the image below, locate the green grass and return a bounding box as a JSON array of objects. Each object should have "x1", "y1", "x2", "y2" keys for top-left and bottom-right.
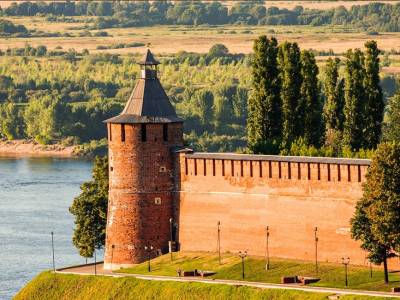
[
  {"x1": 119, "y1": 252, "x2": 400, "y2": 292},
  {"x1": 15, "y1": 271, "x2": 394, "y2": 300}
]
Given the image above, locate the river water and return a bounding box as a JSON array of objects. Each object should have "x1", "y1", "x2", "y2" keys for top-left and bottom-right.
[{"x1": 0, "y1": 157, "x2": 97, "y2": 299}]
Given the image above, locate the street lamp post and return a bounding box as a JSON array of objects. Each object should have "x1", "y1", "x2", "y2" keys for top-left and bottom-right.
[
  {"x1": 265, "y1": 226, "x2": 270, "y2": 271},
  {"x1": 51, "y1": 232, "x2": 55, "y2": 272},
  {"x1": 93, "y1": 230, "x2": 97, "y2": 275},
  {"x1": 341, "y1": 257, "x2": 350, "y2": 287},
  {"x1": 217, "y1": 221, "x2": 221, "y2": 265},
  {"x1": 145, "y1": 246, "x2": 154, "y2": 272},
  {"x1": 314, "y1": 227, "x2": 318, "y2": 274},
  {"x1": 369, "y1": 260, "x2": 373, "y2": 278},
  {"x1": 238, "y1": 251, "x2": 247, "y2": 279},
  {"x1": 94, "y1": 247, "x2": 97, "y2": 275},
  {"x1": 169, "y1": 218, "x2": 173, "y2": 261}
]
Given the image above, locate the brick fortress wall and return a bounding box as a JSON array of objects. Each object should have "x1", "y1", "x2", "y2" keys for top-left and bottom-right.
[
  {"x1": 103, "y1": 122, "x2": 183, "y2": 269},
  {"x1": 174, "y1": 152, "x2": 376, "y2": 266}
]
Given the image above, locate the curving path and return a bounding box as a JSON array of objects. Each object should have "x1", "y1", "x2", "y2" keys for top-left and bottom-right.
[{"x1": 56, "y1": 263, "x2": 400, "y2": 299}]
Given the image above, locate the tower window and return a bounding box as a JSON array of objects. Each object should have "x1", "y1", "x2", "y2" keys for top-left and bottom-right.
[
  {"x1": 163, "y1": 124, "x2": 168, "y2": 141},
  {"x1": 108, "y1": 124, "x2": 112, "y2": 142},
  {"x1": 141, "y1": 124, "x2": 147, "y2": 142},
  {"x1": 121, "y1": 124, "x2": 125, "y2": 142}
]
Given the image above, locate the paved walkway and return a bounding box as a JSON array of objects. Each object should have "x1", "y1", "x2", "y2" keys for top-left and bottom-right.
[{"x1": 57, "y1": 263, "x2": 400, "y2": 299}]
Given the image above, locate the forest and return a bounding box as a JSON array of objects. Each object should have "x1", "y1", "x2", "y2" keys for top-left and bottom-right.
[
  {"x1": 0, "y1": 44, "x2": 250, "y2": 153},
  {"x1": 2, "y1": 1, "x2": 400, "y2": 32},
  {"x1": 0, "y1": 40, "x2": 398, "y2": 157}
]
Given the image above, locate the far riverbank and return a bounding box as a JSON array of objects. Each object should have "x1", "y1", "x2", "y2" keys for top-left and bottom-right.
[
  {"x1": 0, "y1": 139, "x2": 76, "y2": 158},
  {"x1": 0, "y1": 139, "x2": 108, "y2": 158}
]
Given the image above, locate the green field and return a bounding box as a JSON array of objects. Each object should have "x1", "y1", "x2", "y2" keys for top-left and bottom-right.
[
  {"x1": 15, "y1": 271, "x2": 397, "y2": 300},
  {"x1": 118, "y1": 252, "x2": 400, "y2": 293},
  {"x1": 2, "y1": 16, "x2": 400, "y2": 62}
]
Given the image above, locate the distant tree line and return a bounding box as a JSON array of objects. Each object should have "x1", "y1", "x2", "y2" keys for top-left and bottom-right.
[
  {"x1": 2, "y1": 1, "x2": 400, "y2": 31},
  {"x1": 0, "y1": 19, "x2": 105, "y2": 38},
  {"x1": 248, "y1": 36, "x2": 385, "y2": 156}
]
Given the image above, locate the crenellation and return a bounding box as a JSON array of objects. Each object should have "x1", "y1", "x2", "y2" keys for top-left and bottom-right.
[{"x1": 181, "y1": 156, "x2": 370, "y2": 184}]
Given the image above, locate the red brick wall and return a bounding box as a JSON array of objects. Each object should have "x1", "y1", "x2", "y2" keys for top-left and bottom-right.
[
  {"x1": 175, "y1": 154, "x2": 378, "y2": 266},
  {"x1": 103, "y1": 122, "x2": 183, "y2": 269},
  {"x1": 104, "y1": 121, "x2": 392, "y2": 269}
]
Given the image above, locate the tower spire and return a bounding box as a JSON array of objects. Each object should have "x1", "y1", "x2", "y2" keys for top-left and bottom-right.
[
  {"x1": 104, "y1": 49, "x2": 181, "y2": 124},
  {"x1": 139, "y1": 48, "x2": 160, "y2": 66}
]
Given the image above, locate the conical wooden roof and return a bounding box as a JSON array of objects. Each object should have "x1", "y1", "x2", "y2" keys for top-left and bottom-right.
[{"x1": 105, "y1": 50, "x2": 181, "y2": 124}]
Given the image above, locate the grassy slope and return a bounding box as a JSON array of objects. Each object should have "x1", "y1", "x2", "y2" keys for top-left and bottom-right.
[
  {"x1": 15, "y1": 271, "x2": 394, "y2": 300},
  {"x1": 119, "y1": 252, "x2": 400, "y2": 292}
]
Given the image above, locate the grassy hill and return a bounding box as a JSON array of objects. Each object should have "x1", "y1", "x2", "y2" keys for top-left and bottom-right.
[
  {"x1": 14, "y1": 271, "x2": 393, "y2": 300},
  {"x1": 15, "y1": 252, "x2": 400, "y2": 299},
  {"x1": 119, "y1": 252, "x2": 400, "y2": 292}
]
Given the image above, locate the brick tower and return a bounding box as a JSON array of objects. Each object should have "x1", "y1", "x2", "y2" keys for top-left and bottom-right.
[{"x1": 103, "y1": 49, "x2": 183, "y2": 270}]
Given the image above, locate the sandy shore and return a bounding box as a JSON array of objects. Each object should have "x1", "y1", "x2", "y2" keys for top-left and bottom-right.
[{"x1": 0, "y1": 139, "x2": 76, "y2": 158}]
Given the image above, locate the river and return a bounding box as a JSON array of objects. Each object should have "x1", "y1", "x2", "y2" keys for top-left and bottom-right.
[{"x1": 0, "y1": 157, "x2": 97, "y2": 299}]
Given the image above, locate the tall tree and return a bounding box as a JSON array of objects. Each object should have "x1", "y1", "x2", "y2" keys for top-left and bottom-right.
[
  {"x1": 351, "y1": 142, "x2": 400, "y2": 283},
  {"x1": 247, "y1": 36, "x2": 281, "y2": 153},
  {"x1": 343, "y1": 49, "x2": 366, "y2": 150},
  {"x1": 383, "y1": 92, "x2": 400, "y2": 142},
  {"x1": 364, "y1": 40, "x2": 384, "y2": 148},
  {"x1": 323, "y1": 57, "x2": 344, "y2": 132},
  {"x1": 278, "y1": 41, "x2": 302, "y2": 149},
  {"x1": 323, "y1": 57, "x2": 345, "y2": 151},
  {"x1": 69, "y1": 156, "x2": 108, "y2": 257},
  {"x1": 300, "y1": 50, "x2": 322, "y2": 147}
]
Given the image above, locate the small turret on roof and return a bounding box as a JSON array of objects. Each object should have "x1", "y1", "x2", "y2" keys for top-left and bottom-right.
[
  {"x1": 104, "y1": 49, "x2": 182, "y2": 124},
  {"x1": 139, "y1": 49, "x2": 160, "y2": 65}
]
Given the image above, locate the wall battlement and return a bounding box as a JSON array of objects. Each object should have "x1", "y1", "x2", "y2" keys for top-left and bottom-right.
[
  {"x1": 175, "y1": 151, "x2": 376, "y2": 266},
  {"x1": 182, "y1": 153, "x2": 370, "y2": 184}
]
